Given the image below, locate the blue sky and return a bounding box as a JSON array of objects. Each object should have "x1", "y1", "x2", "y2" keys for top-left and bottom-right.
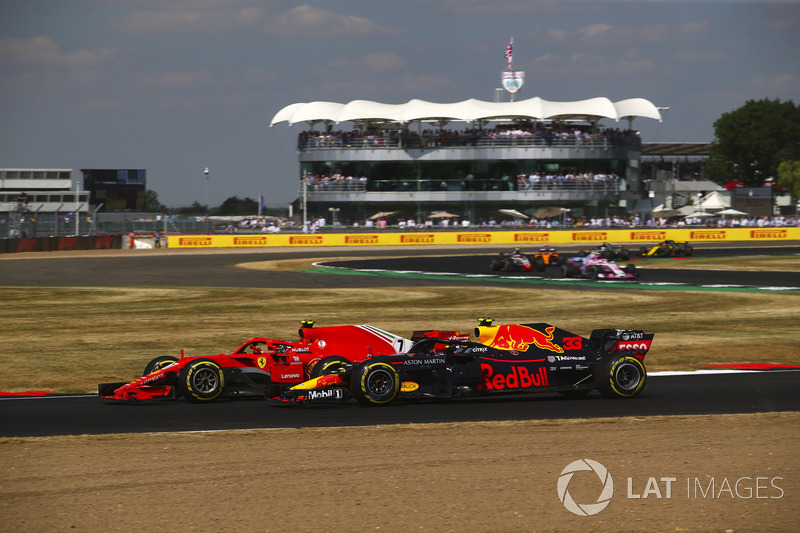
[{"x1": 1, "y1": 0, "x2": 798, "y2": 208}]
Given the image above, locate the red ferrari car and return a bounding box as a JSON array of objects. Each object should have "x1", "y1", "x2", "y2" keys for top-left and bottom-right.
[{"x1": 99, "y1": 321, "x2": 468, "y2": 402}]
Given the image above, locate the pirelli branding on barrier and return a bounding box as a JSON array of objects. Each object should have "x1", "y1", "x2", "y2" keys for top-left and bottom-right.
[
  {"x1": 233, "y1": 236, "x2": 269, "y2": 246},
  {"x1": 630, "y1": 231, "x2": 667, "y2": 241},
  {"x1": 572, "y1": 231, "x2": 608, "y2": 242},
  {"x1": 751, "y1": 229, "x2": 787, "y2": 239},
  {"x1": 177, "y1": 236, "x2": 213, "y2": 247},
  {"x1": 690, "y1": 230, "x2": 727, "y2": 240},
  {"x1": 457, "y1": 233, "x2": 492, "y2": 243},
  {"x1": 514, "y1": 232, "x2": 550, "y2": 243},
  {"x1": 401, "y1": 234, "x2": 436, "y2": 244},
  {"x1": 289, "y1": 235, "x2": 324, "y2": 245},
  {"x1": 166, "y1": 227, "x2": 800, "y2": 248},
  {"x1": 345, "y1": 235, "x2": 380, "y2": 245}
]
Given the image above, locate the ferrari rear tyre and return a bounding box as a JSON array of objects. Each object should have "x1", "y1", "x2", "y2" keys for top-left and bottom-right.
[
  {"x1": 310, "y1": 356, "x2": 350, "y2": 378},
  {"x1": 143, "y1": 355, "x2": 179, "y2": 376},
  {"x1": 349, "y1": 362, "x2": 400, "y2": 406},
  {"x1": 594, "y1": 355, "x2": 646, "y2": 399},
  {"x1": 180, "y1": 359, "x2": 225, "y2": 402}
]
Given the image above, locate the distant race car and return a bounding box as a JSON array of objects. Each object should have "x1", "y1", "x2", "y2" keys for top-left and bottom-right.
[
  {"x1": 279, "y1": 319, "x2": 654, "y2": 406},
  {"x1": 98, "y1": 321, "x2": 470, "y2": 402},
  {"x1": 562, "y1": 252, "x2": 639, "y2": 280},
  {"x1": 530, "y1": 246, "x2": 563, "y2": 271},
  {"x1": 489, "y1": 248, "x2": 533, "y2": 272},
  {"x1": 592, "y1": 242, "x2": 631, "y2": 261},
  {"x1": 639, "y1": 240, "x2": 694, "y2": 258}
]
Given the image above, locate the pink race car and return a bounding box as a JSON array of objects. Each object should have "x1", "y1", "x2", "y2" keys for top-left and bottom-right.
[{"x1": 562, "y1": 252, "x2": 640, "y2": 280}]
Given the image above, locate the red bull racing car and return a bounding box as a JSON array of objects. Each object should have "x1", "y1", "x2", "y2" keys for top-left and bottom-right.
[
  {"x1": 279, "y1": 319, "x2": 654, "y2": 406},
  {"x1": 99, "y1": 321, "x2": 468, "y2": 402}
]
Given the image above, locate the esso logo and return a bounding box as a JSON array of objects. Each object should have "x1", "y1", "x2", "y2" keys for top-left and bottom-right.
[{"x1": 616, "y1": 341, "x2": 650, "y2": 354}]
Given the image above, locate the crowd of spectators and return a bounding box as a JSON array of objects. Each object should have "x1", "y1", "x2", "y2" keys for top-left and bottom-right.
[
  {"x1": 301, "y1": 171, "x2": 619, "y2": 194},
  {"x1": 297, "y1": 125, "x2": 640, "y2": 150},
  {"x1": 303, "y1": 173, "x2": 368, "y2": 192},
  {"x1": 516, "y1": 172, "x2": 619, "y2": 191},
  {"x1": 227, "y1": 213, "x2": 799, "y2": 234}
]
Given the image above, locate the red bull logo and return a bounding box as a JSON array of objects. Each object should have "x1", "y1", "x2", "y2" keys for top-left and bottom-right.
[
  {"x1": 481, "y1": 364, "x2": 549, "y2": 390},
  {"x1": 476, "y1": 325, "x2": 564, "y2": 353}
]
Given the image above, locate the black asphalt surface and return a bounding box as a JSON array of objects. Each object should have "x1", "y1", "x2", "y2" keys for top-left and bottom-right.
[
  {"x1": 1, "y1": 371, "x2": 798, "y2": 438},
  {"x1": 1, "y1": 244, "x2": 798, "y2": 289},
  {"x1": 1, "y1": 243, "x2": 798, "y2": 437}
]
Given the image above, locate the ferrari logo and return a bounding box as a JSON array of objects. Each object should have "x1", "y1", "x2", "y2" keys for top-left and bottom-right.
[{"x1": 257, "y1": 357, "x2": 267, "y2": 369}]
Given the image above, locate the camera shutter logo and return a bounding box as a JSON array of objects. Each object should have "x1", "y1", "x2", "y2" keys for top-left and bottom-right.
[{"x1": 557, "y1": 459, "x2": 614, "y2": 516}]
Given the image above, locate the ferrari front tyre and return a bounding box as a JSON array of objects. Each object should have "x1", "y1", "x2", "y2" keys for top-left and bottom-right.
[
  {"x1": 594, "y1": 355, "x2": 646, "y2": 399},
  {"x1": 310, "y1": 356, "x2": 350, "y2": 378},
  {"x1": 349, "y1": 362, "x2": 400, "y2": 406},
  {"x1": 143, "y1": 355, "x2": 179, "y2": 376},
  {"x1": 180, "y1": 359, "x2": 225, "y2": 402}
]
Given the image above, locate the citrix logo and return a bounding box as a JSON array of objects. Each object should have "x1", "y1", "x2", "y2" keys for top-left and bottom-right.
[{"x1": 557, "y1": 459, "x2": 614, "y2": 516}]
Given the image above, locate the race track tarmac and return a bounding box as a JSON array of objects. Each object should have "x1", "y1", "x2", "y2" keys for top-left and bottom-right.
[
  {"x1": 1, "y1": 245, "x2": 798, "y2": 289},
  {"x1": 2, "y1": 371, "x2": 799, "y2": 438}
]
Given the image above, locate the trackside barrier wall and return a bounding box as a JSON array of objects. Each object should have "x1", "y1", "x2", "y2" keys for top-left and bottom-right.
[
  {"x1": 0, "y1": 235, "x2": 122, "y2": 254},
  {"x1": 167, "y1": 227, "x2": 800, "y2": 249}
]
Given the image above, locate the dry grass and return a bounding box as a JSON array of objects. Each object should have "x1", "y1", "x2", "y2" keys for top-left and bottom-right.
[{"x1": 1, "y1": 281, "x2": 799, "y2": 393}]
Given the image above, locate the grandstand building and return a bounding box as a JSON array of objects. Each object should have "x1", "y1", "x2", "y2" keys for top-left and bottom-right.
[{"x1": 271, "y1": 97, "x2": 668, "y2": 223}]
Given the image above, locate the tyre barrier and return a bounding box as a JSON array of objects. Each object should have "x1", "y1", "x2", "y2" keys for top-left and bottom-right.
[{"x1": 0, "y1": 235, "x2": 123, "y2": 254}]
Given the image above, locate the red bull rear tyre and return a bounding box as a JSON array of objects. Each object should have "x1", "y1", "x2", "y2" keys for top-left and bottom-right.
[{"x1": 594, "y1": 355, "x2": 647, "y2": 399}]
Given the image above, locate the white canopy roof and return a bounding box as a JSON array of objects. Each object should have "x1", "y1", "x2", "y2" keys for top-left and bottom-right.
[{"x1": 270, "y1": 97, "x2": 662, "y2": 127}]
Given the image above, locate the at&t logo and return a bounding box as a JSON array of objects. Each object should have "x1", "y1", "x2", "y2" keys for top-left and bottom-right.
[{"x1": 557, "y1": 459, "x2": 614, "y2": 516}]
